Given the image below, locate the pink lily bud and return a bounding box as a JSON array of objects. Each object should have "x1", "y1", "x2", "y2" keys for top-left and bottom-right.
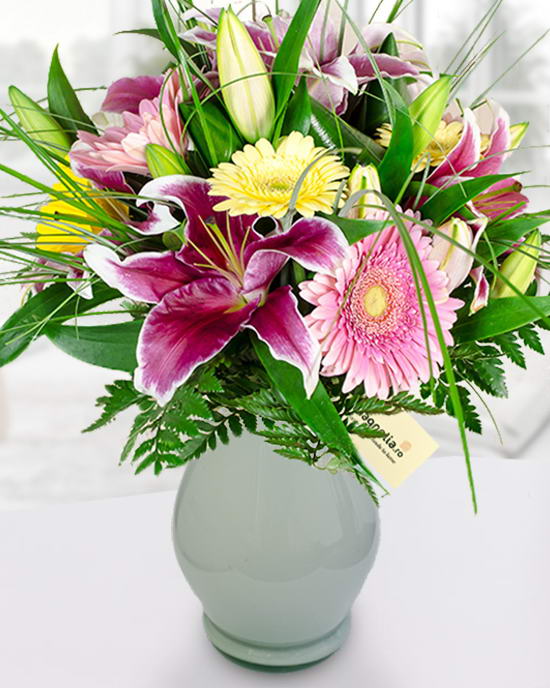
[{"x1": 429, "y1": 218, "x2": 473, "y2": 292}]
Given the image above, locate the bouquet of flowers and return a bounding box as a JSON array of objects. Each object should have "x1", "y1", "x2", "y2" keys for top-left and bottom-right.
[{"x1": 1, "y1": 0, "x2": 548, "y2": 510}]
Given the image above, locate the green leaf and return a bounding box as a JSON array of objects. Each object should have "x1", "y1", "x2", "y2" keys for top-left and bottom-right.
[
  {"x1": 478, "y1": 212, "x2": 550, "y2": 260},
  {"x1": 272, "y1": 0, "x2": 322, "y2": 118},
  {"x1": 84, "y1": 380, "x2": 142, "y2": 433},
  {"x1": 180, "y1": 100, "x2": 243, "y2": 166},
  {"x1": 377, "y1": 85, "x2": 414, "y2": 201},
  {"x1": 421, "y1": 174, "x2": 515, "y2": 225},
  {"x1": 151, "y1": 0, "x2": 181, "y2": 58},
  {"x1": 409, "y1": 76, "x2": 452, "y2": 158},
  {"x1": 517, "y1": 323, "x2": 544, "y2": 354},
  {"x1": 465, "y1": 356, "x2": 507, "y2": 398},
  {"x1": 252, "y1": 337, "x2": 380, "y2": 485},
  {"x1": 0, "y1": 283, "x2": 120, "y2": 368},
  {"x1": 47, "y1": 46, "x2": 96, "y2": 139},
  {"x1": 321, "y1": 214, "x2": 390, "y2": 244},
  {"x1": 281, "y1": 77, "x2": 311, "y2": 136},
  {"x1": 45, "y1": 320, "x2": 142, "y2": 372},
  {"x1": 310, "y1": 100, "x2": 384, "y2": 167},
  {"x1": 493, "y1": 332, "x2": 526, "y2": 368},
  {"x1": 357, "y1": 32, "x2": 410, "y2": 133},
  {"x1": 454, "y1": 296, "x2": 550, "y2": 342}
]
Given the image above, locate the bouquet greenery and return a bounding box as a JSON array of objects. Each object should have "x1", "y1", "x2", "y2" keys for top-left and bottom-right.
[{"x1": 1, "y1": 0, "x2": 548, "y2": 510}]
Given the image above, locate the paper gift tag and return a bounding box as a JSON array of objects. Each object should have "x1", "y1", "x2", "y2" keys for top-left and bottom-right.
[{"x1": 351, "y1": 412, "x2": 439, "y2": 489}]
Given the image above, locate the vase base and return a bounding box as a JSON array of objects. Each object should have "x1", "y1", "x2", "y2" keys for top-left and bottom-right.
[{"x1": 203, "y1": 613, "x2": 350, "y2": 671}]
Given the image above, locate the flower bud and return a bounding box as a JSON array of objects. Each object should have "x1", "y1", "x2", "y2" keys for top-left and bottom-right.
[
  {"x1": 145, "y1": 144, "x2": 190, "y2": 178},
  {"x1": 217, "y1": 8, "x2": 275, "y2": 143},
  {"x1": 429, "y1": 218, "x2": 473, "y2": 292},
  {"x1": 409, "y1": 75, "x2": 452, "y2": 158},
  {"x1": 346, "y1": 164, "x2": 382, "y2": 219},
  {"x1": 8, "y1": 85, "x2": 70, "y2": 151},
  {"x1": 509, "y1": 122, "x2": 529, "y2": 151},
  {"x1": 492, "y1": 230, "x2": 542, "y2": 298}
]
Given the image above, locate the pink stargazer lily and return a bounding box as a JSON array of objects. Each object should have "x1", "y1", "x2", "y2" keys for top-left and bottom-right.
[
  {"x1": 84, "y1": 177, "x2": 349, "y2": 405},
  {"x1": 428, "y1": 100, "x2": 528, "y2": 221}
]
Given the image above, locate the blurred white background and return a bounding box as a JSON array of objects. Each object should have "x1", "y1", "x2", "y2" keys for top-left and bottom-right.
[{"x1": 0, "y1": 0, "x2": 549, "y2": 510}]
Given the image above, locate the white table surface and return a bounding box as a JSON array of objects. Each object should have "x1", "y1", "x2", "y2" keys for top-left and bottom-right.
[{"x1": 1, "y1": 456, "x2": 549, "y2": 688}]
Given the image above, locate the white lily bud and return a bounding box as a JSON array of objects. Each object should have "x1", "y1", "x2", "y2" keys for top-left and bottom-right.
[
  {"x1": 430, "y1": 218, "x2": 474, "y2": 292},
  {"x1": 217, "y1": 8, "x2": 275, "y2": 143},
  {"x1": 346, "y1": 164, "x2": 382, "y2": 219}
]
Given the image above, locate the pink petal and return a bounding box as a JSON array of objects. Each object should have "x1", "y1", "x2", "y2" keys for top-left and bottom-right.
[
  {"x1": 245, "y1": 287, "x2": 320, "y2": 397},
  {"x1": 470, "y1": 102, "x2": 511, "y2": 177},
  {"x1": 470, "y1": 266, "x2": 489, "y2": 314},
  {"x1": 70, "y1": 150, "x2": 133, "y2": 194},
  {"x1": 429, "y1": 109, "x2": 481, "y2": 182},
  {"x1": 84, "y1": 245, "x2": 198, "y2": 303},
  {"x1": 321, "y1": 56, "x2": 358, "y2": 92},
  {"x1": 180, "y1": 25, "x2": 217, "y2": 49},
  {"x1": 348, "y1": 53, "x2": 419, "y2": 83},
  {"x1": 137, "y1": 176, "x2": 258, "y2": 267},
  {"x1": 307, "y1": 76, "x2": 348, "y2": 114},
  {"x1": 244, "y1": 217, "x2": 349, "y2": 293},
  {"x1": 102, "y1": 76, "x2": 164, "y2": 114},
  {"x1": 135, "y1": 277, "x2": 258, "y2": 405}
]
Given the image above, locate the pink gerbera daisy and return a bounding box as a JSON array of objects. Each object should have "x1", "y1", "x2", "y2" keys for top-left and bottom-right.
[{"x1": 299, "y1": 214, "x2": 463, "y2": 398}]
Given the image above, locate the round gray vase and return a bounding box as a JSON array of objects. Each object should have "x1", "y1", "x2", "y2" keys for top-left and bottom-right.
[{"x1": 172, "y1": 431, "x2": 380, "y2": 670}]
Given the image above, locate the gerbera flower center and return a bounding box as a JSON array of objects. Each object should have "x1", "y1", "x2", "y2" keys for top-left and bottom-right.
[{"x1": 363, "y1": 284, "x2": 389, "y2": 318}]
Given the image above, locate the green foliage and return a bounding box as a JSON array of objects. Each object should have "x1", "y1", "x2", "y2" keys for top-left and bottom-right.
[
  {"x1": 85, "y1": 343, "x2": 437, "y2": 501},
  {"x1": 281, "y1": 78, "x2": 312, "y2": 137},
  {"x1": 45, "y1": 320, "x2": 143, "y2": 372},
  {"x1": 421, "y1": 174, "x2": 516, "y2": 225},
  {"x1": 271, "y1": 0, "x2": 322, "y2": 119},
  {"x1": 320, "y1": 215, "x2": 390, "y2": 244},
  {"x1": 309, "y1": 100, "x2": 383, "y2": 168},
  {"x1": 430, "y1": 331, "x2": 548, "y2": 435},
  {"x1": 377, "y1": 85, "x2": 413, "y2": 201},
  {"x1": 0, "y1": 283, "x2": 120, "y2": 368},
  {"x1": 180, "y1": 100, "x2": 243, "y2": 167},
  {"x1": 353, "y1": 32, "x2": 410, "y2": 134},
  {"x1": 47, "y1": 46, "x2": 96, "y2": 139},
  {"x1": 454, "y1": 295, "x2": 550, "y2": 342}
]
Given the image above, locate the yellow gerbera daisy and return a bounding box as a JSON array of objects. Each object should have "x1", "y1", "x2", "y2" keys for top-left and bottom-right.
[
  {"x1": 208, "y1": 131, "x2": 349, "y2": 218},
  {"x1": 37, "y1": 164, "x2": 127, "y2": 254}
]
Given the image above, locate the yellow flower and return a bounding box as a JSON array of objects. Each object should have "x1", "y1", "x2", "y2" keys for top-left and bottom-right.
[
  {"x1": 208, "y1": 131, "x2": 349, "y2": 218},
  {"x1": 375, "y1": 120, "x2": 491, "y2": 172},
  {"x1": 37, "y1": 165, "x2": 127, "y2": 254}
]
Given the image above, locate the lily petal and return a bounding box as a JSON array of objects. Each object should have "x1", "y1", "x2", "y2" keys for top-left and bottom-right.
[
  {"x1": 135, "y1": 277, "x2": 258, "y2": 405},
  {"x1": 348, "y1": 53, "x2": 419, "y2": 83},
  {"x1": 244, "y1": 217, "x2": 350, "y2": 292},
  {"x1": 70, "y1": 149, "x2": 133, "y2": 194},
  {"x1": 245, "y1": 286, "x2": 320, "y2": 397},
  {"x1": 429, "y1": 108, "x2": 481, "y2": 182},
  {"x1": 244, "y1": 217, "x2": 349, "y2": 293},
  {"x1": 84, "y1": 245, "x2": 197, "y2": 303},
  {"x1": 470, "y1": 266, "x2": 490, "y2": 314},
  {"x1": 137, "y1": 176, "x2": 258, "y2": 266},
  {"x1": 470, "y1": 104, "x2": 511, "y2": 177},
  {"x1": 474, "y1": 178, "x2": 529, "y2": 221},
  {"x1": 102, "y1": 76, "x2": 164, "y2": 114}
]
